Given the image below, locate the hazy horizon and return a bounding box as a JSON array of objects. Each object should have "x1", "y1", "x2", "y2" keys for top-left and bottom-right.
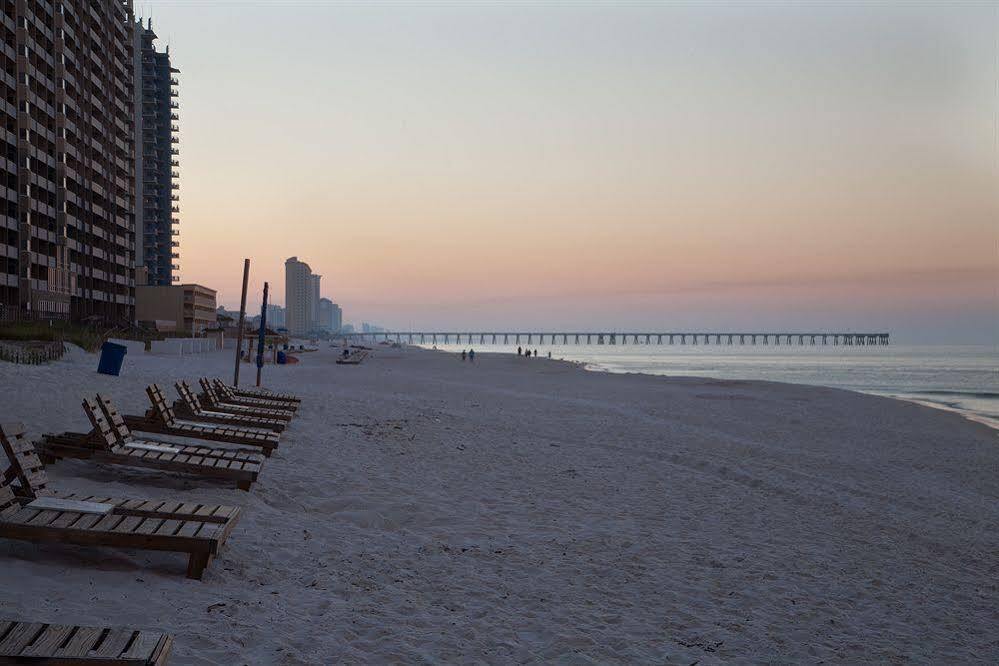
[{"x1": 141, "y1": 0, "x2": 997, "y2": 344}]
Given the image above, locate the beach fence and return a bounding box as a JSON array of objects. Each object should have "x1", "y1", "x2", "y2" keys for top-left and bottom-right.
[
  {"x1": 106, "y1": 338, "x2": 148, "y2": 355},
  {"x1": 0, "y1": 340, "x2": 66, "y2": 364},
  {"x1": 149, "y1": 337, "x2": 224, "y2": 355}
]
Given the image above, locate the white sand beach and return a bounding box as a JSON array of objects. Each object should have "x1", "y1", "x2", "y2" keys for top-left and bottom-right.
[{"x1": 0, "y1": 343, "x2": 996, "y2": 663}]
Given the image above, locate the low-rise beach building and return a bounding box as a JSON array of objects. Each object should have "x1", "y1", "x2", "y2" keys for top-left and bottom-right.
[{"x1": 136, "y1": 283, "x2": 216, "y2": 333}]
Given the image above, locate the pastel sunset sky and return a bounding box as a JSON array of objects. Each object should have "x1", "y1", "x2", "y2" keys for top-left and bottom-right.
[{"x1": 141, "y1": 1, "x2": 996, "y2": 342}]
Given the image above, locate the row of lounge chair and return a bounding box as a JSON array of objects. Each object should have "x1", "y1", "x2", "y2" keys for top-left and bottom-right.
[
  {"x1": 336, "y1": 348, "x2": 369, "y2": 365},
  {"x1": 1, "y1": 378, "x2": 302, "y2": 664}
]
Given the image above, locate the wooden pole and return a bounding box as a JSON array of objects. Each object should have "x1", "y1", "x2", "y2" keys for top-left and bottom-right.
[
  {"x1": 233, "y1": 259, "x2": 250, "y2": 386},
  {"x1": 255, "y1": 282, "x2": 269, "y2": 387}
]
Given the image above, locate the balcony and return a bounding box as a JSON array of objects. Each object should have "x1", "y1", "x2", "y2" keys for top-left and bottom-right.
[
  {"x1": 170, "y1": 113, "x2": 178, "y2": 121},
  {"x1": 171, "y1": 206, "x2": 180, "y2": 212},
  {"x1": 171, "y1": 148, "x2": 179, "y2": 155},
  {"x1": 170, "y1": 124, "x2": 179, "y2": 132},
  {"x1": 170, "y1": 78, "x2": 179, "y2": 85},
  {"x1": 170, "y1": 101, "x2": 179, "y2": 108},
  {"x1": 171, "y1": 230, "x2": 179, "y2": 236},
  {"x1": 170, "y1": 89, "x2": 178, "y2": 97},
  {"x1": 170, "y1": 137, "x2": 179, "y2": 144},
  {"x1": 171, "y1": 160, "x2": 179, "y2": 167},
  {"x1": 171, "y1": 194, "x2": 179, "y2": 201},
  {"x1": 171, "y1": 183, "x2": 179, "y2": 190},
  {"x1": 171, "y1": 171, "x2": 179, "y2": 178}
]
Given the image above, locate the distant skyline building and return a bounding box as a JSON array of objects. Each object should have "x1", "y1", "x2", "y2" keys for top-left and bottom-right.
[
  {"x1": 318, "y1": 297, "x2": 333, "y2": 331},
  {"x1": 1, "y1": 1, "x2": 137, "y2": 322},
  {"x1": 309, "y1": 273, "x2": 321, "y2": 330},
  {"x1": 285, "y1": 256, "x2": 315, "y2": 335},
  {"x1": 133, "y1": 18, "x2": 180, "y2": 286},
  {"x1": 266, "y1": 303, "x2": 285, "y2": 328},
  {"x1": 331, "y1": 302, "x2": 343, "y2": 332}
]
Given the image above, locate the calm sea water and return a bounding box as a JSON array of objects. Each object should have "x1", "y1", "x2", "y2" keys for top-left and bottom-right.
[{"x1": 420, "y1": 343, "x2": 999, "y2": 431}]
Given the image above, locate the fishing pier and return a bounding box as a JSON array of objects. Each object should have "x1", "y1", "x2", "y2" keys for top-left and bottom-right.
[{"x1": 341, "y1": 332, "x2": 890, "y2": 346}]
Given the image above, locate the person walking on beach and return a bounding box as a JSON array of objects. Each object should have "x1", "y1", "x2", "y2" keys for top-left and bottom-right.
[
  {"x1": 469, "y1": 349, "x2": 475, "y2": 362},
  {"x1": 517, "y1": 346, "x2": 522, "y2": 356},
  {"x1": 533, "y1": 349, "x2": 538, "y2": 357},
  {"x1": 461, "y1": 349, "x2": 467, "y2": 361}
]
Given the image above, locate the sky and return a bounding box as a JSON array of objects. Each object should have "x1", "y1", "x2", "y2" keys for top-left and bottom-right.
[{"x1": 140, "y1": 0, "x2": 997, "y2": 343}]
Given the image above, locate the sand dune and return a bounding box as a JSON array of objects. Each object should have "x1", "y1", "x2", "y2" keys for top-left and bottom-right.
[{"x1": 0, "y1": 344, "x2": 996, "y2": 663}]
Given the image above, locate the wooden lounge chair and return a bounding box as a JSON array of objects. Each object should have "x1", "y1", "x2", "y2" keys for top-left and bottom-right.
[
  {"x1": 0, "y1": 618, "x2": 172, "y2": 664},
  {"x1": 194, "y1": 379, "x2": 294, "y2": 421},
  {"x1": 122, "y1": 385, "x2": 279, "y2": 456},
  {"x1": 172, "y1": 381, "x2": 287, "y2": 432},
  {"x1": 210, "y1": 377, "x2": 300, "y2": 404},
  {"x1": 38, "y1": 397, "x2": 264, "y2": 491},
  {"x1": 202, "y1": 378, "x2": 298, "y2": 413},
  {"x1": 0, "y1": 423, "x2": 241, "y2": 579}
]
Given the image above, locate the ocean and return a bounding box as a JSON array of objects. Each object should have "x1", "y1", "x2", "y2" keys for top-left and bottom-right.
[{"x1": 420, "y1": 343, "x2": 999, "y2": 431}]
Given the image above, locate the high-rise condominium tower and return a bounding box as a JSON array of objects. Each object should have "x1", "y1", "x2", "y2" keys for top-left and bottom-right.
[
  {"x1": 1, "y1": 0, "x2": 137, "y2": 321},
  {"x1": 133, "y1": 18, "x2": 179, "y2": 286},
  {"x1": 285, "y1": 256, "x2": 316, "y2": 335}
]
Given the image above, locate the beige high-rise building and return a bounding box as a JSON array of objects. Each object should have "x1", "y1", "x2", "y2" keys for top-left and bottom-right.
[{"x1": 285, "y1": 257, "x2": 316, "y2": 335}]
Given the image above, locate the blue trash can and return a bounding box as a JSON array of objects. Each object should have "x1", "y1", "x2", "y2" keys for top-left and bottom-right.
[
  {"x1": 276, "y1": 351, "x2": 287, "y2": 365},
  {"x1": 97, "y1": 341, "x2": 127, "y2": 376}
]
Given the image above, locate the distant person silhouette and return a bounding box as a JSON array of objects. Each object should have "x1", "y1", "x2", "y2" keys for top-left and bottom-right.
[
  {"x1": 469, "y1": 349, "x2": 475, "y2": 362},
  {"x1": 533, "y1": 349, "x2": 538, "y2": 357},
  {"x1": 461, "y1": 349, "x2": 467, "y2": 361},
  {"x1": 517, "y1": 346, "x2": 522, "y2": 356},
  {"x1": 548, "y1": 351, "x2": 551, "y2": 358}
]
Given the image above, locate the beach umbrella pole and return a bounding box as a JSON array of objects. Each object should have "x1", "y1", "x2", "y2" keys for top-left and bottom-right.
[{"x1": 233, "y1": 259, "x2": 250, "y2": 386}]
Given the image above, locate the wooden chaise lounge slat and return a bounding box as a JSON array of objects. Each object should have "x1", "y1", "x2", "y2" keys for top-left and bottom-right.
[
  {"x1": 0, "y1": 423, "x2": 241, "y2": 579},
  {"x1": 121, "y1": 386, "x2": 279, "y2": 456},
  {"x1": 196, "y1": 379, "x2": 295, "y2": 420},
  {"x1": 211, "y1": 377, "x2": 300, "y2": 404},
  {"x1": 37, "y1": 397, "x2": 264, "y2": 491},
  {"x1": 0, "y1": 618, "x2": 172, "y2": 664},
  {"x1": 172, "y1": 381, "x2": 287, "y2": 432}
]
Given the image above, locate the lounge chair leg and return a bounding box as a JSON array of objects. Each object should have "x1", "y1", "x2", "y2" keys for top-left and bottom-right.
[
  {"x1": 236, "y1": 480, "x2": 251, "y2": 491},
  {"x1": 186, "y1": 553, "x2": 212, "y2": 580}
]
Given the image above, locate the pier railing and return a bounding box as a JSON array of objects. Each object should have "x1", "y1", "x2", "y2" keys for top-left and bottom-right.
[{"x1": 340, "y1": 332, "x2": 890, "y2": 346}]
